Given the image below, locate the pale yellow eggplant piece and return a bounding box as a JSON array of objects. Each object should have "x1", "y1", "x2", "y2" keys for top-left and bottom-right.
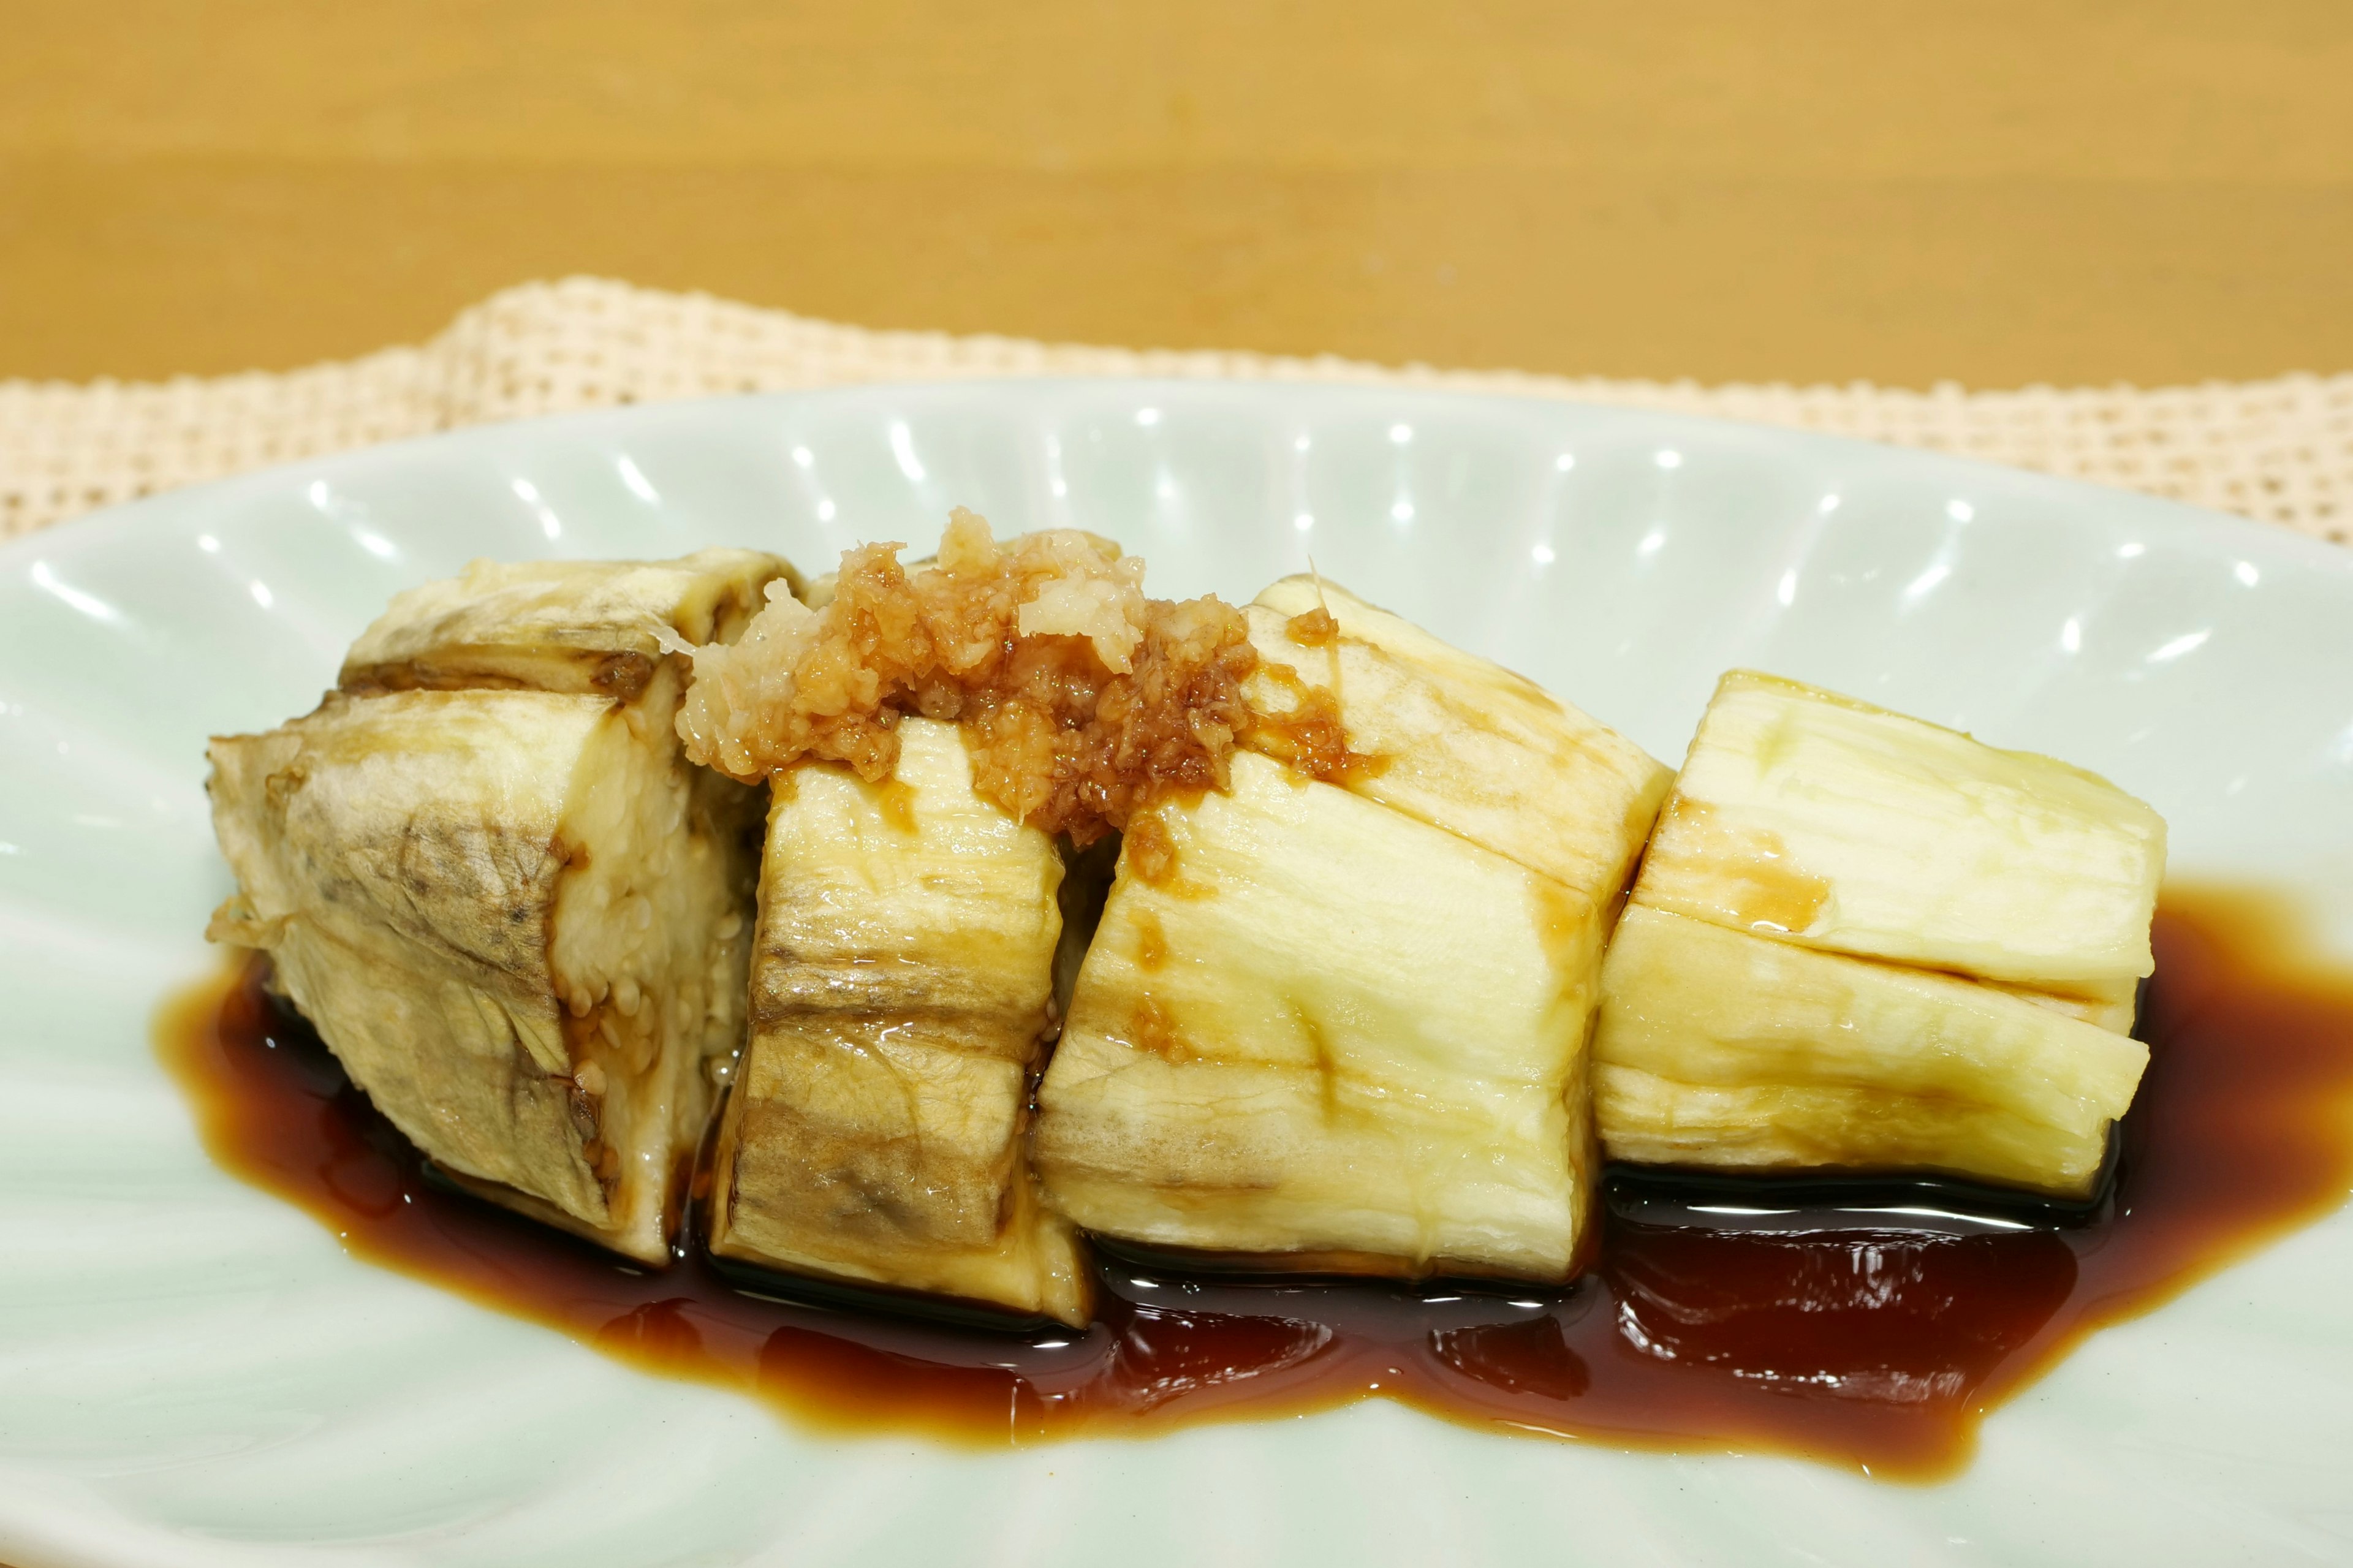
[
  {"x1": 1634, "y1": 670, "x2": 2165, "y2": 990},
  {"x1": 1243, "y1": 576, "x2": 1671, "y2": 904},
  {"x1": 1593, "y1": 904, "x2": 2148, "y2": 1197},
  {"x1": 1036, "y1": 751, "x2": 1604, "y2": 1281}
]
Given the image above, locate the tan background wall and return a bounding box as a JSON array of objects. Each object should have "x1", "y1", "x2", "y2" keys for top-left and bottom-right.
[{"x1": 4, "y1": 1, "x2": 2348, "y2": 387}]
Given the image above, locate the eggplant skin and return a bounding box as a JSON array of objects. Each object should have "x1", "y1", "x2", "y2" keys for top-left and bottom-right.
[
  {"x1": 338, "y1": 549, "x2": 794, "y2": 699},
  {"x1": 707, "y1": 719, "x2": 1094, "y2": 1327},
  {"x1": 209, "y1": 690, "x2": 621, "y2": 1227},
  {"x1": 208, "y1": 550, "x2": 790, "y2": 1264}
]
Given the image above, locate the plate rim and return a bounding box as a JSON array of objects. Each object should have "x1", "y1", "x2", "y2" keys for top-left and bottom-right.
[{"x1": 11, "y1": 377, "x2": 2349, "y2": 585}]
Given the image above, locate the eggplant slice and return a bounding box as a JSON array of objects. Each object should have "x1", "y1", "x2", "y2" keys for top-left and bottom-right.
[
  {"x1": 207, "y1": 549, "x2": 790, "y2": 1262},
  {"x1": 706, "y1": 718, "x2": 1092, "y2": 1327}
]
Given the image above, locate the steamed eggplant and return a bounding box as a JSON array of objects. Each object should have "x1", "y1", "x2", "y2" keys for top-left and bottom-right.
[
  {"x1": 201, "y1": 528, "x2": 2176, "y2": 1315},
  {"x1": 206, "y1": 550, "x2": 788, "y2": 1262},
  {"x1": 1033, "y1": 578, "x2": 1671, "y2": 1282},
  {"x1": 1240, "y1": 577, "x2": 1672, "y2": 903},
  {"x1": 1594, "y1": 672, "x2": 2163, "y2": 1197},
  {"x1": 705, "y1": 718, "x2": 1091, "y2": 1325}
]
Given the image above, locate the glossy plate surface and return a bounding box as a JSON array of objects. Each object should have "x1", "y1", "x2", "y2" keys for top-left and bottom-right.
[{"x1": 4, "y1": 382, "x2": 2352, "y2": 1567}]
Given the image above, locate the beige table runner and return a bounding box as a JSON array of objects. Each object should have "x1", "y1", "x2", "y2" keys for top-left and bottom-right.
[{"x1": 4, "y1": 276, "x2": 2347, "y2": 546}]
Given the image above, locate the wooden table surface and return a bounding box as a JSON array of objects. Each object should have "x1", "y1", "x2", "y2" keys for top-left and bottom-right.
[{"x1": 4, "y1": 1, "x2": 2348, "y2": 388}]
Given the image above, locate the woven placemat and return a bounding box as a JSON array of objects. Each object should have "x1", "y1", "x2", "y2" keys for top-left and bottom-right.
[{"x1": 4, "y1": 276, "x2": 2347, "y2": 545}]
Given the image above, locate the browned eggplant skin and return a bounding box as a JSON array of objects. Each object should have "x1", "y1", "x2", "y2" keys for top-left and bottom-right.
[{"x1": 205, "y1": 550, "x2": 790, "y2": 1263}]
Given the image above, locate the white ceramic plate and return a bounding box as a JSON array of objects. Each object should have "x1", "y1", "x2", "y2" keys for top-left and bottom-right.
[{"x1": 5, "y1": 382, "x2": 2352, "y2": 1568}]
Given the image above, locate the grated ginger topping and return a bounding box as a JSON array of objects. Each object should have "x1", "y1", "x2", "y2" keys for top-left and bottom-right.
[{"x1": 674, "y1": 508, "x2": 1259, "y2": 844}]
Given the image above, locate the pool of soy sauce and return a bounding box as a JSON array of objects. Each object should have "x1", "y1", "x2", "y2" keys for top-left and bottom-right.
[{"x1": 154, "y1": 888, "x2": 2353, "y2": 1480}]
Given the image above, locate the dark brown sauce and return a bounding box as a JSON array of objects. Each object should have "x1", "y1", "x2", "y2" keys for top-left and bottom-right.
[{"x1": 154, "y1": 887, "x2": 2353, "y2": 1480}]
